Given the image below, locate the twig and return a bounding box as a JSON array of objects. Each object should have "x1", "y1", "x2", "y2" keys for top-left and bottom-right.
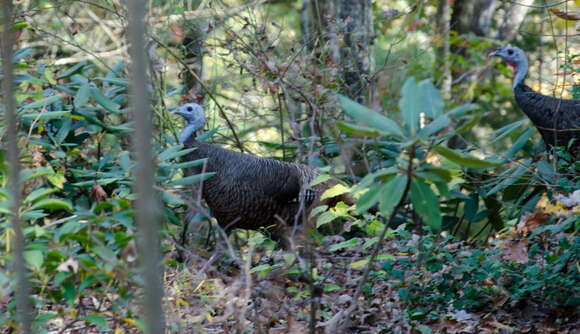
[{"x1": 338, "y1": 144, "x2": 416, "y2": 333}]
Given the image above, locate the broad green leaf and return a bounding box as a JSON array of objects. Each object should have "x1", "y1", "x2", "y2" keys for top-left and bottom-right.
[
  {"x1": 379, "y1": 175, "x2": 408, "y2": 216},
  {"x1": 399, "y1": 77, "x2": 421, "y2": 137},
  {"x1": 504, "y1": 127, "x2": 535, "y2": 158},
  {"x1": 410, "y1": 179, "x2": 441, "y2": 231},
  {"x1": 456, "y1": 114, "x2": 481, "y2": 134},
  {"x1": 434, "y1": 145, "x2": 500, "y2": 168},
  {"x1": 20, "y1": 111, "x2": 70, "y2": 120},
  {"x1": 56, "y1": 118, "x2": 72, "y2": 144},
  {"x1": 29, "y1": 198, "x2": 73, "y2": 212},
  {"x1": 74, "y1": 82, "x2": 90, "y2": 108},
  {"x1": 356, "y1": 184, "x2": 383, "y2": 214},
  {"x1": 336, "y1": 120, "x2": 386, "y2": 137},
  {"x1": 338, "y1": 95, "x2": 403, "y2": 137},
  {"x1": 169, "y1": 172, "x2": 215, "y2": 186},
  {"x1": 24, "y1": 250, "x2": 44, "y2": 270},
  {"x1": 310, "y1": 173, "x2": 331, "y2": 187},
  {"x1": 419, "y1": 114, "x2": 450, "y2": 138},
  {"x1": 317, "y1": 211, "x2": 338, "y2": 228},
  {"x1": 24, "y1": 188, "x2": 57, "y2": 204},
  {"x1": 485, "y1": 163, "x2": 529, "y2": 196},
  {"x1": 328, "y1": 238, "x2": 358, "y2": 252},
  {"x1": 309, "y1": 205, "x2": 328, "y2": 219},
  {"x1": 447, "y1": 103, "x2": 479, "y2": 118},
  {"x1": 57, "y1": 60, "x2": 88, "y2": 79},
  {"x1": 418, "y1": 79, "x2": 444, "y2": 118},
  {"x1": 162, "y1": 158, "x2": 208, "y2": 170},
  {"x1": 20, "y1": 94, "x2": 64, "y2": 111},
  {"x1": 464, "y1": 193, "x2": 479, "y2": 221},
  {"x1": 321, "y1": 184, "x2": 350, "y2": 200},
  {"x1": 489, "y1": 120, "x2": 527, "y2": 144},
  {"x1": 158, "y1": 146, "x2": 196, "y2": 161},
  {"x1": 82, "y1": 315, "x2": 109, "y2": 329},
  {"x1": 90, "y1": 87, "x2": 119, "y2": 112},
  {"x1": 96, "y1": 76, "x2": 128, "y2": 87}
]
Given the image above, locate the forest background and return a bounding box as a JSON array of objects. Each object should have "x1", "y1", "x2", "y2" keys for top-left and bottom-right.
[{"x1": 1, "y1": 0, "x2": 579, "y2": 333}]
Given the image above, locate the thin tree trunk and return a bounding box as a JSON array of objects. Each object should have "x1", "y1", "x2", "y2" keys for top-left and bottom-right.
[
  {"x1": 497, "y1": 0, "x2": 533, "y2": 42},
  {"x1": 437, "y1": 0, "x2": 451, "y2": 100},
  {"x1": 183, "y1": 0, "x2": 206, "y2": 101},
  {"x1": 451, "y1": 0, "x2": 498, "y2": 36}
]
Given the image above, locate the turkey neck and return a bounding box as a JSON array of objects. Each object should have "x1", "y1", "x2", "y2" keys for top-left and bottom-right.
[
  {"x1": 512, "y1": 55, "x2": 528, "y2": 90},
  {"x1": 180, "y1": 124, "x2": 199, "y2": 145}
]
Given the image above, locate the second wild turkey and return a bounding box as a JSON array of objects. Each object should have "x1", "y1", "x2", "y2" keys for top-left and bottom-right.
[
  {"x1": 490, "y1": 46, "x2": 580, "y2": 158},
  {"x1": 173, "y1": 103, "x2": 333, "y2": 242}
]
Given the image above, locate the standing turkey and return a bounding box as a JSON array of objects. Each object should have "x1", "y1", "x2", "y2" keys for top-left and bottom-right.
[
  {"x1": 490, "y1": 46, "x2": 580, "y2": 158},
  {"x1": 173, "y1": 103, "x2": 333, "y2": 243}
]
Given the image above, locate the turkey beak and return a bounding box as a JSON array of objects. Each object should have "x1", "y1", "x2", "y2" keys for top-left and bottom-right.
[
  {"x1": 489, "y1": 49, "x2": 502, "y2": 58},
  {"x1": 171, "y1": 107, "x2": 183, "y2": 116}
]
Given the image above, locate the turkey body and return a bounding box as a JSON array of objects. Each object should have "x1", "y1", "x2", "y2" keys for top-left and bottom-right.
[
  {"x1": 183, "y1": 136, "x2": 324, "y2": 233},
  {"x1": 514, "y1": 83, "x2": 580, "y2": 155}
]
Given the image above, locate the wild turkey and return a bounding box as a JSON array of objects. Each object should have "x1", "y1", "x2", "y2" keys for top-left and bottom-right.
[
  {"x1": 490, "y1": 46, "x2": 580, "y2": 158},
  {"x1": 173, "y1": 103, "x2": 333, "y2": 242}
]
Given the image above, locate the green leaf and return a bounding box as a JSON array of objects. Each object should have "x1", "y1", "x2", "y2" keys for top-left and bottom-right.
[
  {"x1": 447, "y1": 103, "x2": 479, "y2": 118},
  {"x1": 96, "y1": 76, "x2": 128, "y2": 87},
  {"x1": 57, "y1": 60, "x2": 88, "y2": 79},
  {"x1": 434, "y1": 145, "x2": 500, "y2": 168},
  {"x1": 489, "y1": 120, "x2": 527, "y2": 144},
  {"x1": 410, "y1": 179, "x2": 441, "y2": 231},
  {"x1": 158, "y1": 146, "x2": 196, "y2": 161},
  {"x1": 336, "y1": 120, "x2": 386, "y2": 137},
  {"x1": 20, "y1": 111, "x2": 71, "y2": 120},
  {"x1": 24, "y1": 250, "x2": 44, "y2": 270},
  {"x1": 418, "y1": 79, "x2": 444, "y2": 118},
  {"x1": 321, "y1": 184, "x2": 350, "y2": 200},
  {"x1": 29, "y1": 198, "x2": 73, "y2": 212},
  {"x1": 379, "y1": 175, "x2": 408, "y2": 216},
  {"x1": 90, "y1": 87, "x2": 119, "y2": 112},
  {"x1": 163, "y1": 158, "x2": 207, "y2": 170},
  {"x1": 56, "y1": 118, "x2": 72, "y2": 144},
  {"x1": 169, "y1": 172, "x2": 215, "y2": 186},
  {"x1": 399, "y1": 77, "x2": 421, "y2": 136},
  {"x1": 419, "y1": 114, "x2": 450, "y2": 138},
  {"x1": 82, "y1": 315, "x2": 110, "y2": 329},
  {"x1": 24, "y1": 188, "x2": 57, "y2": 204},
  {"x1": 504, "y1": 127, "x2": 534, "y2": 158},
  {"x1": 20, "y1": 94, "x2": 64, "y2": 111},
  {"x1": 74, "y1": 82, "x2": 90, "y2": 108},
  {"x1": 356, "y1": 185, "x2": 383, "y2": 214},
  {"x1": 317, "y1": 211, "x2": 338, "y2": 228},
  {"x1": 329, "y1": 238, "x2": 358, "y2": 252},
  {"x1": 338, "y1": 95, "x2": 403, "y2": 137}
]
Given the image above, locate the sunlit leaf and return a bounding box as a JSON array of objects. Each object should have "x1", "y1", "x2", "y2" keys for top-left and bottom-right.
[
  {"x1": 321, "y1": 184, "x2": 350, "y2": 200},
  {"x1": 434, "y1": 145, "x2": 501, "y2": 168},
  {"x1": 29, "y1": 198, "x2": 73, "y2": 212},
  {"x1": 338, "y1": 94, "x2": 403, "y2": 137}
]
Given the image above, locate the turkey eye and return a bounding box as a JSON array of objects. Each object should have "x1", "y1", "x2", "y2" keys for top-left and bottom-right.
[
  {"x1": 508, "y1": 49, "x2": 514, "y2": 55},
  {"x1": 187, "y1": 106, "x2": 193, "y2": 112}
]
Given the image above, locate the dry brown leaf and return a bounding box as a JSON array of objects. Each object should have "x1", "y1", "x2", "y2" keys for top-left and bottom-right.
[
  {"x1": 549, "y1": 8, "x2": 580, "y2": 21},
  {"x1": 90, "y1": 181, "x2": 107, "y2": 203},
  {"x1": 503, "y1": 239, "x2": 529, "y2": 264},
  {"x1": 514, "y1": 212, "x2": 550, "y2": 235}
]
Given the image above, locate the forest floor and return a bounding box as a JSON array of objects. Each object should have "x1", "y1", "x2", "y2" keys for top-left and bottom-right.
[{"x1": 163, "y1": 230, "x2": 580, "y2": 334}]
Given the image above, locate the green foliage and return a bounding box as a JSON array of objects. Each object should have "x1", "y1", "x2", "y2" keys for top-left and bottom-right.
[
  {"x1": 377, "y1": 228, "x2": 580, "y2": 319},
  {"x1": 0, "y1": 51, "x2": 210, "y2": 331}
]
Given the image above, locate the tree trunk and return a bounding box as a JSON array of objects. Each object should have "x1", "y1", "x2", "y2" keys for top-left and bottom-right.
[
  {"x1": 182, "y1": 1, "x2": 206, "y2": 102},
  {"x1": 451, "y1": 0, "x2": 498, "y2": 36},
  {"x1": 496, "y1": 0, "x2": 533, "y2": 42},
  {"x1": 437, "y1": 0, "x2": 451, "y2": 100},
  {"x1": 304, "y1": 0, "x2": 375, "y2": 105}
]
